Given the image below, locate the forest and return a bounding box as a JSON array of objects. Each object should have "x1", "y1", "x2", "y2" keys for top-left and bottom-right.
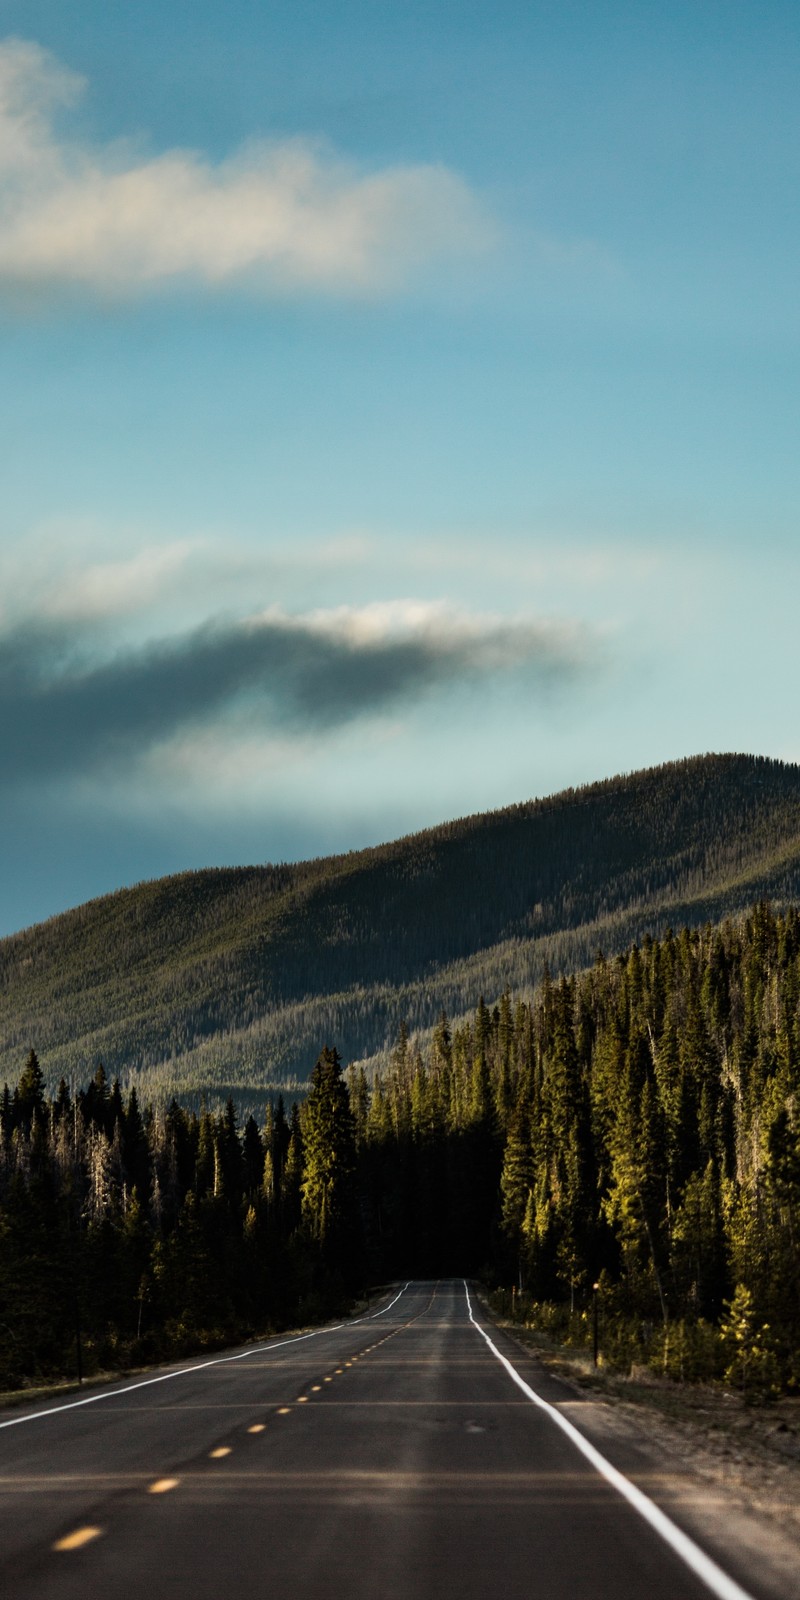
[
  {"x1": 3, "y1": 754, "x2": 800, "y2": 1105},
  {"x1": 1, "y1": 898, "x2": 798, "y2": 1401}
]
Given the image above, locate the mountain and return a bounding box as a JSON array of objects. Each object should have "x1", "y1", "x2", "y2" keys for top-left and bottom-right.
[{"x1": 3, "y1": 752, "x2": 800, "y2": 1109}]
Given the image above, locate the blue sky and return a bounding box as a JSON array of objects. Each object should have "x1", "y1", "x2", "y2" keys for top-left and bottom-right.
[{"x1": 0, "y1": 0, "x2": 798, "y2": 934}]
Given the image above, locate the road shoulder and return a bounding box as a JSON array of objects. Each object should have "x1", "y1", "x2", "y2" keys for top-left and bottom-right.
[{"x1": 480, "y1": 1304, "x2": 800, "y2": 1600}]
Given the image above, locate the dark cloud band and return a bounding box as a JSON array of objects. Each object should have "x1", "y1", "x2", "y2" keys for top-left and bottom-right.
[{"x1": 0, "y1": 609, "x2": 589, "y2": 785}]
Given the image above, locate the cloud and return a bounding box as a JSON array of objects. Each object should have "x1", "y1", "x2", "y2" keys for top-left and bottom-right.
[
  {"x1": 0, "y1": 38, "x2": 493, "y2": 299},
  {"x1": 42, "y1": 542, "x2": 202, "y2": 620},
  {"x1": 0, "y1": 600, "x2": 591, "y2": 786}
]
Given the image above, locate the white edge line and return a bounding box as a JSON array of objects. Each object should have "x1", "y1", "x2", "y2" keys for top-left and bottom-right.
[
  {"x1": 463, "y1": 1282, "x2": 757, "y2": 1600},
  {"x1": 0, "y1": 1283, "x2": 411, "y2": 1432},
  {"x1": 369, "y1": 1282, "x2": 410, "y2": 1318}
]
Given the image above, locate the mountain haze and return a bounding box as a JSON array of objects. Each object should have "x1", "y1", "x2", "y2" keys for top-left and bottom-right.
[{"x1": 4, "y1": 753, "x2": 800, "y2": 1107}]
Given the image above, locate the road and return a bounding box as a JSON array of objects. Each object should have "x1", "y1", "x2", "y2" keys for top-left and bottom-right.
[{"x1": 0, "y1": 1280, "x2": 769, "y2": 1600}]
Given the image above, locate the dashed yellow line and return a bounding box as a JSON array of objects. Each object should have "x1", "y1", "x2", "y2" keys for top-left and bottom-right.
[
  {"x1": 46, "y1": 1294, "x2": 431, "y2": 1563},
  {"x1": 53, "y1": 1526, "x2": 102, "y2": 1552}
]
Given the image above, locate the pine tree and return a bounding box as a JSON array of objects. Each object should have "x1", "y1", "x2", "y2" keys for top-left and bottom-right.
[
  {"x1": 500, "y1": 1107, "x2": 535, "y2": 1285},
  {"x1": 301, "y1": 1047, "x2": 360, "y2": 1281},
  {"x1": 243, "y1": 1116, "x2": 264, "y2": 1195},
  {"x1": 282, "y1": 1103, "x2": 304, "y2": 1237},
  {"x1": 16, "y1": 1050, "x2": 45, "y2": 1132}
]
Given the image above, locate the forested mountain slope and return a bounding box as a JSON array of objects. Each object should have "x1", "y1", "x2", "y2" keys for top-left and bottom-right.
[
  {"x1": 3, "y1": 903, "x2": 800, "y2": 1394},
  {"x1": 3, "y1": 753, "x2": 800, "y2": 1103}
]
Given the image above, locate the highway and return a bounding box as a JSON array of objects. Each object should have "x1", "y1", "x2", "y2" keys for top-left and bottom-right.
[{"x1": 0, "y1": 1280, "x2": 772, "y2": 1600}]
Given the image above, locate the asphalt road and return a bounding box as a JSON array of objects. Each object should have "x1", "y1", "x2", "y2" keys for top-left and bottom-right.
[{"x1": 0, "y1": 1280, "x2": 766, "y2": 1600}]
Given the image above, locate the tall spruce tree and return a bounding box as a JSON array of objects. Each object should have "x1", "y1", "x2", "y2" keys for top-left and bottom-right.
[{"x1": 301, "y1": 1047, "x2": 360, "y2": 1284}]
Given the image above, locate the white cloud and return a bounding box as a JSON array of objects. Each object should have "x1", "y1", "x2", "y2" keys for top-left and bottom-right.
[
  {"x1": 43, "y1": 541, "x2": 201, "y2": 619},
  {"x1": 0, "y1": 37, "x2": 494, "y2": 299},
  {"x1": 257, "y1": 597, "x2": 586, "y2": 667}
]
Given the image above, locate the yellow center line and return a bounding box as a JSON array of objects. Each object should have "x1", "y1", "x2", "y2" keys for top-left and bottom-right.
[
  {"x1": 53, "y1": 1526, "x2": 102, "y2": 1552},
  {"x1": 277, "y1": 1407, "x2": 291, "y2": 1415},
  {"x1": 277, "y1": 1399, "x2": 526, "y2": 1406},
  {"x1": 148, "y1": 1478, "x2": 179, "y2": 1495},
  {"x1": 296, "y1": 1396, "x2": 308, "y2": 1403},
  {"x1": 311, "y1": 1385, "x2": 321, "y2": 1392},
  {"x1": 247, "y1": 1424, "x2": 266, "y2": 1434},
  {"x1": 209, "y1": 1447, "x2": 232, "y2": 1459}
]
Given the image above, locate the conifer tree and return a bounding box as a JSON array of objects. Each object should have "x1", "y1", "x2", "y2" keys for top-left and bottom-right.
[
  {"x1": 301, "y1": 1047, "x2": 359, "y2": 1281},
  {"x1": 16, "y1": 1050, "x2": 45, "y2": 1132}
]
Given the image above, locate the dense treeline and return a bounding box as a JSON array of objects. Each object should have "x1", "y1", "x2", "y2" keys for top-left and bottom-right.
[
  {"x1": 4, "y1": 755, "x2": 800, "y2": 1101},
  {"x1": 2, "y1": 900, "x2": 799, "y2": 1397},
  {"x1": 0, "y1": 1048, "x2": 362, "y2": 1390}
]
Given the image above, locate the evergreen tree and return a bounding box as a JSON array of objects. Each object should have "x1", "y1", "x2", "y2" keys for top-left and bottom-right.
[
  {"x1": 301, "y1": 1047, "x2": 360, "y2": 1283},
  {"x1": 16, "y1": 1050, "x2": 45, "y2": 1133}
]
